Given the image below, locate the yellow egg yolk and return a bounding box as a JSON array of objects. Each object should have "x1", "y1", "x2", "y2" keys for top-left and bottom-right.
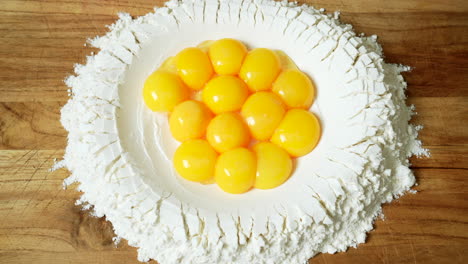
[
  {"x1": 275, "y1": 50, "x2": 299, "y2": 71},
  {"x1": 271, "y1": 109, "x2": 321, "y2": 157},
  {"x1": 239, "y1": 48, "x2": 281, "y2": 92},
  {"x1": 215, "y1": 148, "x2": 256, "y2": 194},
  {"x1": 272, "y1": 69, "x2": 315, "y2": 109},
  {"x1": 209, "y1": 38, "x2": 248, "y2": 75},
  {"x1": 169, "y1": 100, "x2": 213, "y2": 142},
  {"x1": 173, "y1": 139, "x2": 218, "y2": 182},
  {"x1": 159, "y1": 56, "x2": 178, "y2": 74},
  {"x1": 175, "y1": 47, "x2": 213, "y2": 90},
  {"x1": 196, "y1": 40, "x2": 214, "y2": 53},
  {"x1": 143, "y1": 71, "x2": 189, "y2": 112},
  {"x1": 253, "y1": 142, "x2": 292, "y2": 190},
  {"x1": 206, "y1": 113, "x2": 250, "y2": 153},
  {"x1": 202, "y1": 75, "x2": 249, "y2": 114},
  {"x1": 241, "y1": 92, "x2": 286, "y2": 141}
]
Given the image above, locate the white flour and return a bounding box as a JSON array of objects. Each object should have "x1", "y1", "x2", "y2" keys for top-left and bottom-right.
[{"x1": 59, "y1": 0, "x2": 428, "y2": 263}]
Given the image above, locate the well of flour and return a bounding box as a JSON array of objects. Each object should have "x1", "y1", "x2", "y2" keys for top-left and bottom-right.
[{"x1": 59, "y1": 0, "x2": 428, "y2": 263}]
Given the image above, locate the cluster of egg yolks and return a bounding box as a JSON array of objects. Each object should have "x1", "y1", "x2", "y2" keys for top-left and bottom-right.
[{"x1": 142, "y1": 38, "x2": 321, "y2": 194}]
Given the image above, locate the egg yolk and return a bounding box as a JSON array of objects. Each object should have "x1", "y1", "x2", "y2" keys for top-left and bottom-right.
[
  {"x1": 159, "y1": 56, "x2": 177, "y2": 74},
  {"x1": 239, "y1": 48, "x2": 281, "y2": 92},
  {"x1": 253, "y1": 142, "x2": 292, "y2": 190},
  {"x1": 206, "y1": 113, "x2": 250, "y2": 153},
  {"x1": 275, "y1": 50, "x2": 298, "y2": 71},
  {"x1": 215, "y1": 148, "x2": 256, "y2": 194},
  {"x1": 196, "y1": 40, "x2": 214, "y2": 53},
  {"x1": 169, "y1": 100, "x2": 213, "y2": 142},
  {"x1": 143, "y1": 71, "x2": 189, "y2": 112},
  {"x1": 202, "y1": 75, "x2": 249, "y2": 114},
  {"x1": 272, "y1": 69, "x2": 315, "y2": 109},
  {"x1": 271, "y1": 109, "x2": 321, "y2": 157},
  {"x1": 241, "y1": 92, "x2": 286, "y2": 141},
  {"x1": 173, "y1": 139, "x2": 218, "y2": 182},
  {"x1": 209, "y1": 38, "x2": 248, "y2": 75},
  {"x1": 175, "y1": 47, "x2": 213, "y2": 90}
]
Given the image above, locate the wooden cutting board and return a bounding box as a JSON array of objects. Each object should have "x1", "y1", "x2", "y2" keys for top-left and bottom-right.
[{"x1": 0, "y1": 0, "x2": 467, "y2": 263}]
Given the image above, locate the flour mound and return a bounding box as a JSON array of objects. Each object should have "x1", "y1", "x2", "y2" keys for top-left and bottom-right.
[{"x1": 60, "y1": 0, "x2": 427, "y2": 263}]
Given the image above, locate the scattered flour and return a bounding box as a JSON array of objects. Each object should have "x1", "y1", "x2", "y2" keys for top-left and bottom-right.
[{"x1": 59, "y1": 0, "x2": 428, "y2": 263}]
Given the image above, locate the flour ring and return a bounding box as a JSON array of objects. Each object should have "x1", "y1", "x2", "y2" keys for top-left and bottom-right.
[{"x1": 60, "y1": 0, "x2": 426, "y2": 263}]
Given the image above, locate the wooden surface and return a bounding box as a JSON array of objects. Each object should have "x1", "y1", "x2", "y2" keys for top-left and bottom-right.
[{"x1": 1, "y1": 0, "x2": 467, "y2": 263}]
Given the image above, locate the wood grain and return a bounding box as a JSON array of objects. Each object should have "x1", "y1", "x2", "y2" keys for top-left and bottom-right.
[
  {"x1": 0, "y1": 102, "x2": 66, "y2": 150},
  {"x1": 0, "y1": 0, "x2": 467, "y2": 263}
]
